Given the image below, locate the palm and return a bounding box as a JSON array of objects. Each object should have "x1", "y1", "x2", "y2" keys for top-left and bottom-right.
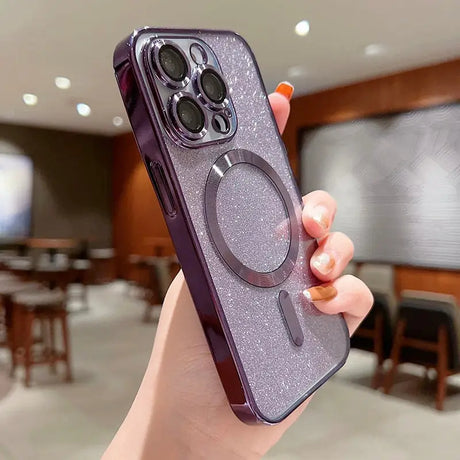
[{"x1": 153, "y1": 271, "x2": 299, "y2": 454}]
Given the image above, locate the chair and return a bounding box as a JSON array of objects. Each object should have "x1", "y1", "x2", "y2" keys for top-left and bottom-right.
[
  {"x1": 33, "y1": 255, "x2": 72, "y2": 290},
  {"x1": 5, "y1": 257, "x2": 34, "y2": 281},
  {"x1": 357, "y1": 263, "x2": 397, "y2": 310},
  {"x1": 126, "y1": 254, "x2": 149, "y2": 297},
  {"x1": 384, "y1": 291, "x2": 460, "y2": 410},
  {"x1": 35, "y1": 253, "x2": 89, "y2": 309},
  {"x1": 11, "y1": 289, "x2": 72, "y2": 387},
  {"x1": 342, "y1": 261, "x2": 358, "y2": 277},
  {"x1": 89, "y1": 248, "x2": 116, "y2": 283},
  {"x1": 0, "y1": 251, "x2": 18, "y2": 271},
  {"x1": 0, "y1": 272, "x2": 17, "y2": 283},
  {"x1": 352, "y1": 264, "x2": 397, "y2": 388},
  {"x1": 69, "y1": 259, "x2": 91, "y2": 310},
  {"x1": 351, "y1": 292, "x2": 393, "y2": 388}
]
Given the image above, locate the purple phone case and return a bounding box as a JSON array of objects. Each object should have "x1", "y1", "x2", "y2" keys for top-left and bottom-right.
[{"x1": 113, "y1": 28, "x2": 349, "y2": 424}]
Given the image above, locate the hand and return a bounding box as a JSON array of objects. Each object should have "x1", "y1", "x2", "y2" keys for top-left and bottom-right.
[{"x1": 103, "y1": 83, "x2": 373, "y2": 460}]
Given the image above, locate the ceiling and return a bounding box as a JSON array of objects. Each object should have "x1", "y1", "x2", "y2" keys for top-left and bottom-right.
[{"x1": 1, "y1": 0, "x2": 459, "y2": 135}]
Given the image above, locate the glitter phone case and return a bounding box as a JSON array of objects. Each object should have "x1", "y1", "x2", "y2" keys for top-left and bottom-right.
[{"x1": 114, "y1": 28, "x2": 349, "y2": 424}]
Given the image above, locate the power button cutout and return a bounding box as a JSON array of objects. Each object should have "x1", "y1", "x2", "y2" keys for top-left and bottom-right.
[{"x1": 149, "y1": 162, "x2": 177, "y2": 217}]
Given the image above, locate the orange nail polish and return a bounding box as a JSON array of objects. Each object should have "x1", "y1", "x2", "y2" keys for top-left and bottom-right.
[
  {"x1": 303, "y1": 285, "x2": 338, "y2": 302},
  {"x1": 275, "y1": 82, "x2": 294, "y2": 101}
]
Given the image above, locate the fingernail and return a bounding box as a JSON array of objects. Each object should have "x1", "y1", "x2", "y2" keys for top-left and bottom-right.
[
  {"x1": 275, "y1": 81, "x2": 294, "y2": 101},
  {"x1": 311, "y1": 252, "x2": 335, "y2": 275},
  {"x1": 303, "y1": 284, "x2": 338, "y2": 302},
  {"x1": 309, "y1": 205, "x2": 329, "y2": 230}
]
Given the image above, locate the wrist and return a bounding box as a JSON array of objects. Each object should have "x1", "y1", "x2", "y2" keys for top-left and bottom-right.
[
  {"x1": 103, "y1": 366, "x2": 262, "y2": 460},
  {"x1": 149, "y1": 389, "x2": 263, "y2": 459}
]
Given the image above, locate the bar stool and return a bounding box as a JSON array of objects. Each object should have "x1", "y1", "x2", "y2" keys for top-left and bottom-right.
[
  {"x1": 12, "y1": 289, "x2": 72, "y2": 387},
  {"x1": 0, "y1": 280, "x2": 42, "y2": 358}
]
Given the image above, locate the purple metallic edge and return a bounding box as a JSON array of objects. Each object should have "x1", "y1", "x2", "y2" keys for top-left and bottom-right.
[
  {"x1": 114, "y1": 31, "x2": 259, "y2": 424},
  {"x1": 113, "y1": 27, "x2": 350, "y2": 425}
]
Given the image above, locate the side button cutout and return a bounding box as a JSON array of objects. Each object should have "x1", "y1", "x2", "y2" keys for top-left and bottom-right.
[
  {"x1": 278, "y1": 290, "x2": 304, "y2": 347},
  {"x1": 148, "y1": 162, "x2": 177, "y2": 217}
]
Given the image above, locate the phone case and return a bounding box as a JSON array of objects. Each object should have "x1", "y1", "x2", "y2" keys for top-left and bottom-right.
[{"x1": 113, "y1": 28, "x2": 349, "y2": 424}]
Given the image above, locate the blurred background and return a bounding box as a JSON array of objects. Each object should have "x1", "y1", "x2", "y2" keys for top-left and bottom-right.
[{"x1": 0, "y1": 1, "x2": 459, "y2": 459}]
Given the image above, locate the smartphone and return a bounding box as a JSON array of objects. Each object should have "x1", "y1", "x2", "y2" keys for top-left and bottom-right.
[{"x1": 113, "y1": 28, "x2": 349, "y2": 424}]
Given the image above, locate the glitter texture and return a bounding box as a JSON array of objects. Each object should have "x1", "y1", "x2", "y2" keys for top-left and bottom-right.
[
  {"x1": 134, "y1": 31, "x2": 349, "y2": 421},
  {"x1": 216, "y1": 163, "x2": 289, "y2": 273}
]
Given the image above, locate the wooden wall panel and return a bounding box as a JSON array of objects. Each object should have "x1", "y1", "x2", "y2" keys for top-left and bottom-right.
[
  {"x1": 283, "y1": 59, "x2": 460, "y2": 180},
  {"x1": 395, "y1": 267, "x2": 460, "y2": 305},
  {"x1": 112, "y1": 133, "x2": 171, "y2": 278}
]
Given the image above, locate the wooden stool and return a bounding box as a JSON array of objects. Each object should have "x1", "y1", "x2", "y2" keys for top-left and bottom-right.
[
  {"x1": 12, "y1": 289, "x2": 72, "y2": 387},
  {"x1": 0, "y1": 281, "x2": 42, "y2": 355}
]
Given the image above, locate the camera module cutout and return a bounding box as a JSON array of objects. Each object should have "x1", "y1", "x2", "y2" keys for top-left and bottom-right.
[{"x1": 144, "y1": 37, "x2": 237, "y2": 147}]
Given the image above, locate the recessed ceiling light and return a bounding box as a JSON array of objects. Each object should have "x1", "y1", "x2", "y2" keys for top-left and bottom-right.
[
  {"x1": 295, "y1": 20, "x2": 310, "y2": 36},
  {"x1": 287, "y1": 66, "x2": 308, "y2": 79},
  {"x1": 23, "y1": 93, "x2": 38, "y2": 106},
  {"x1": 112, "y1": 116, "x2": 124, "y2": 127},
  {"x1": 76, "y1": 103, "x2": 91, "y2": 117},
  {"x1": 364, "y1": 44, "x2": 386, "y2": 56},
  {"x1": 55, "y1": 76, "x2": 71, "y2": 89}
]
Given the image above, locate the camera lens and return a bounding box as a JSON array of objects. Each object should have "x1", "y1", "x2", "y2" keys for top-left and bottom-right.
[
  {"x1": 158, "y1": 44, "x2": 188, "y2": 82},
  {"x1": 201, "y1": 69, "x2": 226, "y2": 104},
  {"x1": 176, "y1": 97, "x2": 205, "y2": 133}
]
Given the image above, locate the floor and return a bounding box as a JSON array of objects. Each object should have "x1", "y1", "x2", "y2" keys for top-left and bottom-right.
[{"x1": 0, "y1": 282, "x2": 459, "y2": 460}]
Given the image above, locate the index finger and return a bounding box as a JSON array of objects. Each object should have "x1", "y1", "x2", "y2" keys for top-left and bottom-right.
[{"x1": 268, "y1": 82, "x2": 293, "y2": 134}]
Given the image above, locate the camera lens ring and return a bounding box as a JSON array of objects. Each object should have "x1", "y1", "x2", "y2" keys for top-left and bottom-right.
[
  {"x1": 194, "y1": 65, "x2": 229, "y2": 111},
  {"x1": 169, "y1": 92, "x2": 208, "y2": 141},
  {"x1": 151, "y1": 40, "x2": 191, "y2": 89}
]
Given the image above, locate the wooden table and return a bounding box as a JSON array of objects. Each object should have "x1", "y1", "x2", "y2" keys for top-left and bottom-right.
[
  {"x1": 26, "y1": 238, "x2": 79, "y2": 250},
  {"x1": 26, "y1": 238, "x2": 80, "y2": 262}
]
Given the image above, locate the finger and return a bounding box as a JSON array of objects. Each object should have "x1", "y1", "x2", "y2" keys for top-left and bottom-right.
[
  {"x1": 268, "y1": 82, "x2": 293, "y2": 134},
  {"x1": 302, "y1": 190, "x2": 337, "y2": 239},
  {"x1": 305, "y1": 275, "x2": 374, "y2": 336},
  {"x1": 310, "y1": 232, "x2": 354, "y2": 281}
]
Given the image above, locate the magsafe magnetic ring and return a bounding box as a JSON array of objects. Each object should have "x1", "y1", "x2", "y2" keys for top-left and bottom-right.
[{"x1": 205, "y1": 149, "x2": 299, "y2": 288}]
